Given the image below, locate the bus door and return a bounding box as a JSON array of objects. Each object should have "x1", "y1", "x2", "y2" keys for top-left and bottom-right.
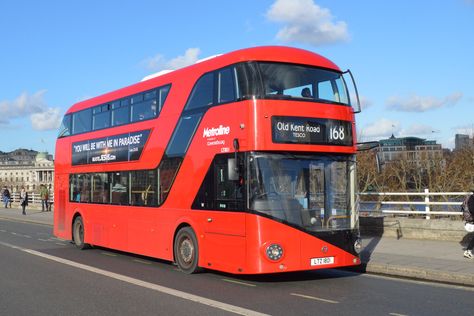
[{"x1": 198, "y1": 155, "x2": 246, "y2": 271}]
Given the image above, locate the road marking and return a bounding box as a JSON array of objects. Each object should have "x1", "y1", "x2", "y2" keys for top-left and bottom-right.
[
  {"x1": 11, "y1": 232, "x2": 18, "y2": 235},
  {"x1": 23, "y1": 235, "x2": 32, "y2": 238},
  {"x1": 0, "y1": 229, "x2": 6, "y2": 232},
  {"x1": 101, "y1": 252, "x2": 118, "y2": 257},
  {"x1": 221, "y1": 279, "x2": 257, "y2": 287},
  {"x1": 38, "y1": 239, "x2": 49, "y2": 242},
  {"x1": 363, "y1": 273, "x2": 474, "y2": 292},
  {"x1": 389, "y1": 313, "x2": 408, "y2": 316},
  {"x1": 55, "y1": 242, "x2": 67, "y2": 246},
  {"x1": 133, "y1": 259, "x2": 152, "y2": 265},
  {"x1": 0, "y1": 241, "x2": 269, "y2": 316},
  {"x1": 290, "y1": 293, "x2": 339, "y2": 304}
]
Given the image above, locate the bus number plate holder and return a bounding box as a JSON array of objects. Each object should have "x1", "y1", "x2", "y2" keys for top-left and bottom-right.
[{"x1": 310, "y1": 256, "x2": 334, "y2": 266}]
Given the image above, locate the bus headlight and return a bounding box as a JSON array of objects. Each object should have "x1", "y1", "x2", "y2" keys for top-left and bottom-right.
[
  {"x1": 354, "y1": 238, "x2": 362, "y2": 254},
  {"x1": 266, "y1": 244, "x2": 284, "y2": 261}
]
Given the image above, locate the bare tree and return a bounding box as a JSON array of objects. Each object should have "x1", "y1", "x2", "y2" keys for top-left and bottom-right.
[{"x1": 357, "y1": 147, "x2": 474, "y2": 193}]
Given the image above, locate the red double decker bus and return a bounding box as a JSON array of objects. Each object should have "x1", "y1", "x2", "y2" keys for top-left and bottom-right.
[{"x1": 54, "y1": 46, "x2": 362, "y2": 274}]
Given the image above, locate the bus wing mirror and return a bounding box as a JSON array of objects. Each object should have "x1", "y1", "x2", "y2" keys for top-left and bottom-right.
[{"x1": 343, "y1": 70, "x2": 361, "y2": 114}]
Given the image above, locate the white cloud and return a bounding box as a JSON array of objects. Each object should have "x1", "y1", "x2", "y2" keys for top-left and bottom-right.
[
  {"x1": 266, "y1": 0, "x2": 349, "y2": 46},
  {"x1": 359, "y1": 118, "x2": 400, "y2": 141},
  {"x1": 30, "y1": 108, "x2": 62, "y2": 131},
  {"x1": 386, "y1": 92, "x2": 462, "y2": 112},
  {"x1": 166, "y1": 48, "x2": 201, "y2": 70},
  {"x1": 0, "y1": 90, "x2": 47, "y2": 118},
  {"x1": 0, "y1": 91, "x2": 62, "y2": 131},
  {"x1": 142, "y1": 54, "x2": 165, "y2": 71},
  {"x1": 142, "y1": 48, "x2": 201, "y2": 71}
]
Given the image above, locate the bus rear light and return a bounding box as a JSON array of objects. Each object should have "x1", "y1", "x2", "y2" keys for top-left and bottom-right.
[{"x1": 265, "y1": 243, "x2": 284, "y2": 261}]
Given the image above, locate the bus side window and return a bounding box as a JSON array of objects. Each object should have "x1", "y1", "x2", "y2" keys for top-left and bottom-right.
[
  {"x1": 58, "y1": 114, "x2": 71, "y2": 138},
  {"x1": 92, "y1": 104, "x2": 111, "y2": 130},
  {"x1": 185, "y1": 73, "x2": 214, "y2": 111},
  {"x1": 159, "y1": 85, "x2": 170, "y2": 111},
  {"x1": 72, "y1": 109, "x2": 92, "y2": 134},
  {"x1": 70, "y1": 174, "x2": 91, "y2": 203},
  {"x1": 111, "y1": 172, "x2": 129, "y2": 205},
  {"x1": 217, "y1": 67, "x2": 236, "y2": 104},
  {"x1": 92, "y1": 173, "x2": 110, "y2": 204},
  {"x1": 130, "y1": 170, "x2": 157, "y2": 206},
  {"x1": 112, "y1": 100, "x2": 130, "y2": 126}
]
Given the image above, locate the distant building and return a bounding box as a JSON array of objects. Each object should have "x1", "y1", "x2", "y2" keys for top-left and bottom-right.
[
  {"x1": 376, "y1": 134, "x2": 443, "y2": 166},
  {"x1": 455, "y1": 134, "x2": 474, "y2": 151},
  {"x1": 0, "y1": 149, "x2": 54, "y2": 193}
]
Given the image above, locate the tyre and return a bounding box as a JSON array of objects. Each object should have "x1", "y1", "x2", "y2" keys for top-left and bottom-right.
[
  {"x1": 72, "y1": 216, "x2": 90, "y2": 250},
  {"x1": 174, "y1": 227, "x2": 201, "y2": 274}
]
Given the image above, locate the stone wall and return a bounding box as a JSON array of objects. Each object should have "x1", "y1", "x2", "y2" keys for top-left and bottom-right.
[{"x1": 360, "y1": 216, "x2": 467, "y2": 241}]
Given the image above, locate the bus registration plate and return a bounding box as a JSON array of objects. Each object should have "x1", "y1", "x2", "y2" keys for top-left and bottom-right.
[{"x1": 310, "y1": 256, "x2": 334, "y2": 266}]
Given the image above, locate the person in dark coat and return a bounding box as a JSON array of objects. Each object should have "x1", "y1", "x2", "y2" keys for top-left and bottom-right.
[
  {"x1": 463, "y1": 188, "x2": 474, "y2": 259},
  {"x1": 20, "y1": 187, "x2": 28, "y2": 215},
  {"x1": 2, "y1": 187, "x2": 11, "y2": 208}
]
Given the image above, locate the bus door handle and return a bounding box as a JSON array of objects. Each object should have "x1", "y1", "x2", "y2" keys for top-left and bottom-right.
[{"x1": 207, "y1": 218, "x2": 213, "y2": 223}]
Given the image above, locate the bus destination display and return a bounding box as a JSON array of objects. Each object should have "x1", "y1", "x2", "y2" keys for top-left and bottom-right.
[
  {"x1": 72, "y1": 130, "x2": 150, "y2": 165},
  {"x1": 272, "y1": 116, "x2": 352, "y2": 146}
]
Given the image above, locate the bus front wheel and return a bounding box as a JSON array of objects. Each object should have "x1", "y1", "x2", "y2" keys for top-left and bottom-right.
[
  {"x1": 174, "y1": 227, "x2": 201, "y2": 274},
  {"x1": 73, "y1": 216, "x2": 90, "y2": 250}
]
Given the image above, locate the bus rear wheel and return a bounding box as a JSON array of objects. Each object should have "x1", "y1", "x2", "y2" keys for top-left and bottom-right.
[
  {"x1": 73, "y1": 216, "x2": 90, "y2": 250},
  {"x1": 174, "y1": 227, "x2": 201, "y2": 274}
]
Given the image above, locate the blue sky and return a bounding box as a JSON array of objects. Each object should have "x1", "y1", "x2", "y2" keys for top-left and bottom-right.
[{"x1": 1, "y1": 0, "x2": 473, "y2": 156}]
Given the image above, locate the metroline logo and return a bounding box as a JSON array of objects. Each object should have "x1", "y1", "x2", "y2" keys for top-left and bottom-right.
[{"x1": 202, "y1": 125, "x2": 230, "y2": 138}]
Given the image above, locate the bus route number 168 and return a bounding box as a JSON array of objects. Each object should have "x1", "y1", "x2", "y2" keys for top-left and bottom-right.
[{"x1": 328, "y1": 125, "x2": 346, "y2": 141}]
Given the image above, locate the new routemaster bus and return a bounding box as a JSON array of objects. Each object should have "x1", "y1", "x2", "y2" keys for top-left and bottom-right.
[{"x1": 54, "y1": 46, "x2": 362, "y2": 274}]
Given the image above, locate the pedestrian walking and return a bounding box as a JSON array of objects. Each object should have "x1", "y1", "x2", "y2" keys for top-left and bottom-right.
[
  {"x1": 462, "y1": 188, "x2": 474, "y2": 259},
  {"x1": 39, "y1": 184, "x2": 49, "y2": 212},
  {"x1": 2, "y1": 186, "x2": 11, "y2": 208},
  {"x1": 20, "y1": 186, "x2": 28, "y2": 215}
]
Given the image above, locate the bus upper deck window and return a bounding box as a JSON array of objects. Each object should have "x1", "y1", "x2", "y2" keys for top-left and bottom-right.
[
  {"x1": 58, "y1": 114, "x2": 71, "y2": 138},
  {"x1": 185, "y1": 73, "x2": 214, "y2": 111},
  {"x1": 217, "y1": 68, "x2": 237, "y2": 104},
  {"x1": 72, "y1": 109, "x2": 92, "y2": 134}
]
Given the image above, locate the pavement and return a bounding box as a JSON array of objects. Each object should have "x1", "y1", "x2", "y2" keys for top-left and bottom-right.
[{"x1": 0, "y1": 207, "x2": 473, "y2": 287}]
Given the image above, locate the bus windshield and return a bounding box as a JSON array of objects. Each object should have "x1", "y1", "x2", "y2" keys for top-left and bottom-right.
[
  {"x1": 248, "y1": 153, "x2": 355, "y2": 232},
  {"x1": 257, "y1": 62, "x2": 350, "y2": 106}
]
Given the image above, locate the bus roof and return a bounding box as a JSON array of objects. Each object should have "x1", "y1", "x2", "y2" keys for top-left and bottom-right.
[{"x1": 67, "y1": 46, "x2": 340, "y2": 114}]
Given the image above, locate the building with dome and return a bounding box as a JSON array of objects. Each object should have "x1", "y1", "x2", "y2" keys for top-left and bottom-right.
[{"x1": 0, "y1": 149, "x2": 54, "y2": 193}]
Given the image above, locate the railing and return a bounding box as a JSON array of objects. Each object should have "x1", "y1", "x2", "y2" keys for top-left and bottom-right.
[
  {"x1": 359, "y1": 189, "x2": 472, "y2": 219},
  {"x1": 3, "y1": 192, "x2": 54, "y2": 209}
]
